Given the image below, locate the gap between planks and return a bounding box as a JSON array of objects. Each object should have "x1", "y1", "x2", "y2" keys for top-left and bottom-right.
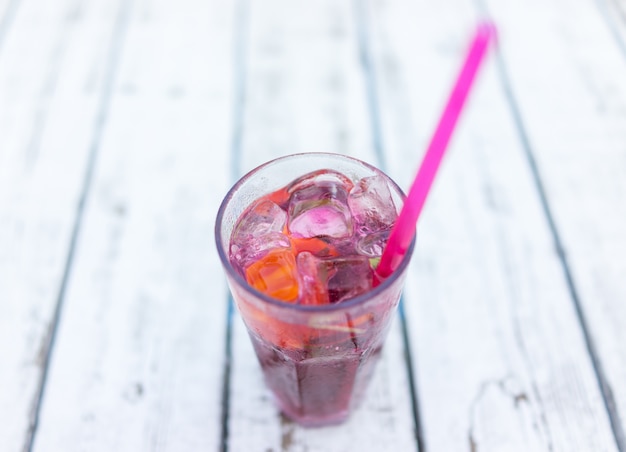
[
  {"x1": 220, "y1": 0, "x2": 250, "y2": 450},
  {"x1": 354, "y1": 0, "x2": 425, "y2": 449},
  {"x1": 23, "y1": 0, "x2": 133, "y2": 450},
  {"x1": 0, "y1": 0, "x2": 21, "y2": 54},
  {"x1": 474, "y1": 0, "x2": 626, "y2": 449}
]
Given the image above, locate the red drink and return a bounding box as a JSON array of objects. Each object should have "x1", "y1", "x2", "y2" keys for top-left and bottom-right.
[{"x1": 216, "y1": 153, "x2": 414, "y2": 426}]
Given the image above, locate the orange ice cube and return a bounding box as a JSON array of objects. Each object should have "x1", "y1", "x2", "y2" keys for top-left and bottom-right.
[{"x1": 245, "y1": 249, "x2": 299, "y2": 302}]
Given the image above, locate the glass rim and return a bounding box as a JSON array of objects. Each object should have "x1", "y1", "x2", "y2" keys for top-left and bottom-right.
[{"x1": 215, "y1": 152, "x2": 416, "y2": 313}]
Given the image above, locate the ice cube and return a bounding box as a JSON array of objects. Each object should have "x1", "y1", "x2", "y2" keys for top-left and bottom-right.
[
  {"x1": 288, "y1": 175, "x2": 353, "y2": 239},
  {"x1": 297, "y1": 251, "x2": 330, "y2": 306},
  {"x1": 230, "y1": 232, "x2": 291, "y2": 271},
  {"x1": 233, "y1": 199, "x2": 287, "y2": 238},
  {"x1": 297, "y1": 252, "x2": 374, "y2": 304},
  {"x1": 265, "y1": 170, "x2": 355, "y2": 210},
  {"x1": 325, "y1": 255, "x2": 374, "y2": 303},
  {"x1": 286, "y1": 169, "x2": 354, "y2": 197},
  {"x1": 348, "y1": 175, "x2": 398, "y2": 235},
  {"x1": 230, "y1": 200, "x2": 290, "y2": 270},
  {"x1": 356, "y1": 229, "x2": 390, "y2": 257},
  {"x1": 290, "y1": 236, "x2": 339, "y2": 258},
  {"x1": 245, "y1": 249, "x2": 299, "y2": 302}
]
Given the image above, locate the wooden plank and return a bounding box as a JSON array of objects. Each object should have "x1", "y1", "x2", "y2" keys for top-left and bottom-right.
[
  {"x1": 236, "y1": 0, "x2": 374, "y2": 174},
  {"x1": 227, "y1": 0, "x2": 417, "y2": 450},
  {"x1": 0, "y1": 0, "x2": 19, "y2": 48},
  {"x1": 601, "y1": 0, "x2": 626, "y2": 50},
  {"x1": 367, "y1": 0, "x2": 621, "y2": 450},
  {"x1": 0, "y1": 0, "x2": 123, "y2": 449},
  {"x1": 28, "y1": 0, "x2": 235, "y2": 450},
  {"x1": 481, "y1": 0, "x2": 626, "y2": 448}
]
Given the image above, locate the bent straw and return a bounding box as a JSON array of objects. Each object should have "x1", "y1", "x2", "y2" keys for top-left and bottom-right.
[{"x1": 376, "y1": 21, "x2": 497, "y2": 279}]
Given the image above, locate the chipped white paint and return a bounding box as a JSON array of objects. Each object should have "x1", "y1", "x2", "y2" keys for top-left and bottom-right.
[
  {"x1": 26, "y1": 0, "x2": 235, "y2": 450},
  {"x1": 237, "y1": 0, "x2": 375, "y2": 174},
  {"x1": 485, "y1": 0, "x2": 626, "y2": 445},
  {"x1": 0, "y1": 0, "x2": 123, "y2": 449},
  {"x1": 227, "y1": 1, "x2": 418, "y2": 451},
  {"x1": 0, "y1": 0, "x2": 625, "y2": 450},
  {"x1": 602, "y1": 0, "x2": 626, "y2": 48},
  {"x1": 367, "y1": 0, "x2": 621, "y2": 450}
]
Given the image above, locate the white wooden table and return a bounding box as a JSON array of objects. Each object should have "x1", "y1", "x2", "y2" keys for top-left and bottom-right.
[{"x1": 1, "y1": 0, "x2": 626, "y2": 450}]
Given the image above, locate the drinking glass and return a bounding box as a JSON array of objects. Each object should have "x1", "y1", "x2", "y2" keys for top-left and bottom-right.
[{"x1": 215, "y1": 153, "x2": 415, "y2": 426}]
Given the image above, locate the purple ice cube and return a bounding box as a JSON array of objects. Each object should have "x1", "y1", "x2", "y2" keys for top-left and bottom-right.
[
  {"x1": 297, "y1": 251, "x2": 330, "y2": 305},
  {"x1": 348, "y1": 175, "x2": 398, "y2": 235},
  {"x1": 287, "y1": 174, "x2": 353, "y2": 239},
  {"x1": 230, "y1": 200, "x2": 290, "y2": 270},
  {"x1": 297, "y1": 252, "x2": 374, "y2": 304},
  {"x1": 356, "y1": 229, "x2": 391, "y2": 257},
  {"x1": 286, "y1": 170, "x2": 354, "y2": 197}
]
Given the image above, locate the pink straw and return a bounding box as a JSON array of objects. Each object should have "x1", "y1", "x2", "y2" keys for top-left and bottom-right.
[{"x1": 376, "y1": 21, "x2": 497, "y2": 279}]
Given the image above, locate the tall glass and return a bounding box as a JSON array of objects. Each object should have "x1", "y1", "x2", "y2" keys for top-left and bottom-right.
[{"x1": 215, "y1": 153, "x2": 415, "y2": 426}]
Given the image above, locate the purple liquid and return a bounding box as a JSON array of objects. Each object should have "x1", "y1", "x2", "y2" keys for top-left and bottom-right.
[
  {"x1": 250, "y1": 332, "x2": 384, "y2": 426},
  {"x1": 228, "y1": 168, "x2": 401, "y2": 425}
]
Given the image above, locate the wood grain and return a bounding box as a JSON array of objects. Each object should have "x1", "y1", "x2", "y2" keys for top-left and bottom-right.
[
  {"x1": 0, "y1": 0, "x2": 123, "y2": 449},
  {"x1": 367, "y1": 0, "x2": 621, "y2": 450},
  {"x1": 601, "y1": 0, "x2": 626, "y2": 52},
  {"x1": 1, "y1": 0, "x2": 624, "y2": 450},
  {"x1": 483, "y1": 0, "x2": 626, "y2": 448},
  {"x1": 227, "y1": 0, "x2": 418, "y2": 451},
  {"x1": 26, "y1": 0, "x2": 235, "y2": 450}
]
